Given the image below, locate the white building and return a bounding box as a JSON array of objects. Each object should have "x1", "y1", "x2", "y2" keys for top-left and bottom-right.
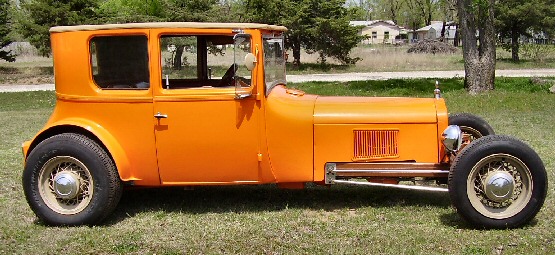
[
  {"x1": 350, "y1": 20, "x2": 407, "y2": 44},
  {"x1": 412, "y1": 21, "x2": 457, "y2": 43}
]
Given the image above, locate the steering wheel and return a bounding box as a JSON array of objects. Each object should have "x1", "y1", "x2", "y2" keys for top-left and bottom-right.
[{"x1": 219, "y1": 63, "x2": 238, "y2": 87}]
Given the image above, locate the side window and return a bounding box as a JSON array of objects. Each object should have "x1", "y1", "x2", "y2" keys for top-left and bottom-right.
[
  {"x1": 90, "y1": 35, "x2": 150, "y2": 89},
  {"x1": 160, "y1": 35, "x2": 252, "y2": 89}
]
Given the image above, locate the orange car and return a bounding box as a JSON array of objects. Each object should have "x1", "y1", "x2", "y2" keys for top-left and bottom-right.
[{"x1": 21, "y1": 22, "x2": 547, "y2": 228}]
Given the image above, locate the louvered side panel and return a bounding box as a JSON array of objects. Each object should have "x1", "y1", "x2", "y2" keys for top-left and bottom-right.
[{"x1": 353, "y1": 130, "x2": 399, "y2": 161}]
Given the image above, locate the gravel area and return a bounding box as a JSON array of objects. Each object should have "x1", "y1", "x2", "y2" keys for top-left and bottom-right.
[{"x1": 1, "y1": 69, "x2": 554, "y2": 92}]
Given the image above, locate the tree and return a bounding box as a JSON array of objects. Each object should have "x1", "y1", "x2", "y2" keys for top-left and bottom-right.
[
  {"x1": 458, "y1": 0, "x2": 496, "y2": 93},
  {"x1": 0, "y1": 0, "x2": 15, "y2": 62},
  {"x1": 245, "y1": 0, "x2": 363, "y2": 65},
  {"x1": 307, "y1": 1, "x2": 364, "y2": 64},
  {"x1": 495, "y1": 0, "x2": 555, "y2": 61},
  {"x1": 404, "y1": 0, "x2": 425, "y2": 31},
  {"x1": 18, "y1": 0, "x2": 100, "y2": 56},
  {"x1": 98, "y1": 0, "x2": 167, "y2": 23}
]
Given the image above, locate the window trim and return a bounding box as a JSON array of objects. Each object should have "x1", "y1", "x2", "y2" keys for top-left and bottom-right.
[
  {"x1": 157, "y1": 33, "x2": 254, "y2": 91},
  {"x1": 88, "y1": 33, "x2": 151, "y2": 90}
]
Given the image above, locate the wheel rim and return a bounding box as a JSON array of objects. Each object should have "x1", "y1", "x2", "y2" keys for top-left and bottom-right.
[
  {"x1": 466, "y1": 154, "x2": 532, "y2": 219},
  {"x1": 38, "y1": 156, "x2": 94, "y2": 215},
  {"x1": 460, "y1": 126, "x2": 483, "y2": 141}
]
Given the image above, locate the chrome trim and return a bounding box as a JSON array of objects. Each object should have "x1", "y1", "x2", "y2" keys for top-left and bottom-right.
[
  {"x1": 442, "y1": 125, "x2": 462, "y2": 152},
  {"x1": 325, "y1": 163, "x2": 337, "y2": 184},
  {"x1": 53, "y1": 171, "x2": 81, "y2": 199},
  {"x1": 154, "y1": 112, "x2": 168, "y2": 119},
  {"x1": 434, "y1": 80, "x2": 441, "y2": 99},
  {"x1": 330, "y1": 162, "x2": 450, "y2": 178},
  {"x1": 332, "y1": 179, "x2": 448, "y2": 192},
  {"x1": 235, "y1": 94, "x2": 250, "y2": 100},
  {"x1": 484, "y1": 171, "x2": 515, "y2": 203},
  {"x1": 334, "y1": 169, "x2": 448, "y2": 174}
]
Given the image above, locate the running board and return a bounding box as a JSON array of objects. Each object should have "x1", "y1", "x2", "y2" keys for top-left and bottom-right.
[{"x1": 332, "y1": 179, "x2": 448, "y2": 192}]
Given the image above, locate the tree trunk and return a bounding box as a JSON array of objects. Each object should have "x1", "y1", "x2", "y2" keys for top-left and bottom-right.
[
  {"x1": 173, "y1": 45, "x2": 184, "y2": 70},
  {"x1": 441, "y1": 21, "x2": 446, "y2": 42},
  {"x1": 292, "y1": 43, "x2": 301, "y2": 66},
  {"x1": 458, "y1": 0, "x2": 496, "y2": 94},
  {"x1": 511, "y1": 29, "x2": 520, "y2": 62},
  {"x1": 454, "y1": 25, "x2": 459, "y2": 47}
]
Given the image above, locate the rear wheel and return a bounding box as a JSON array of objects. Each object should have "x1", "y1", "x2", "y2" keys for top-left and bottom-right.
[
  {"x1": 449, "y1": 113, "x2": 494, "y2": 140},
  {"x1": 23, "y1": 133, "x2": 122, "y2": 226},
  {"x1": 448, "y1": 135, "x2": 547, "y2": 228}
]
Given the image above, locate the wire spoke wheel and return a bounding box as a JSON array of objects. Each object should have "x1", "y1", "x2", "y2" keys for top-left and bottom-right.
[
  {"x1": 460, "y1": 126, "x2": 483, "y2": 141},
  {"x1": 466, "y1": 154, "x2": 532, "y2": 219},
  {"x1": 38, "y1": 156, "x2": 94, "y2": 215}
]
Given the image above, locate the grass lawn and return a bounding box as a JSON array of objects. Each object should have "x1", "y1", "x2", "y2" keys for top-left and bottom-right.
[{"x1": 1, "y1": 78, "x2": 554, "y2": 254}]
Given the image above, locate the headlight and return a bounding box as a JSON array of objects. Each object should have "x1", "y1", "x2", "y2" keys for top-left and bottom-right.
[{"x1": 442, "y1": 125, "x2": 462, "y2": 152}]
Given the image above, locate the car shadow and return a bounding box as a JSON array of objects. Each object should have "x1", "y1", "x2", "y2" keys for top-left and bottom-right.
[{"x1": 103, "y1": 184, "x2": 453, "y2": 226}]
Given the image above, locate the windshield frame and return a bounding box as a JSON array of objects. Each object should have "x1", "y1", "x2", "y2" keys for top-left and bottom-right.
[{"x1": 262, "y1": 33, "x2": 287, "y2": 96}]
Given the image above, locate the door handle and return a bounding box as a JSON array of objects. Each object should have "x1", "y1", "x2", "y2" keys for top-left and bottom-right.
[{"x1": 154, "y1": 112, "x2": 168, "y2": 119}]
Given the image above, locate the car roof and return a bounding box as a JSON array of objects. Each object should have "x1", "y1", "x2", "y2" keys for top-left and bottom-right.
[{"x1": 50, "y1": 22, "x2": 288, "y2": 33}]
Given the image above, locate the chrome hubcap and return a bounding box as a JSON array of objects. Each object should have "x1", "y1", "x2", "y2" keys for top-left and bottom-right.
[
  {"x1": 484, "y1": 171, "x2": 514, "y2": 202},
  {"x1": 38, "y1": 156, "x2": 94, "y2": 215},
  {"x1": 53, "y1": 171, "x2": 81, "y2": 199}
]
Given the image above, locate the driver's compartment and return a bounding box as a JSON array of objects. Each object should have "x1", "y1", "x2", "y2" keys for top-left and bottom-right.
[{"x1": 160, "y1": 34, "x2": 251, "y2": 90}]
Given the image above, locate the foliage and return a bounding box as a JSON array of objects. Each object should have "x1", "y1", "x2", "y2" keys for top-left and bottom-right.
[
  {"x1": 519, "y1": 44, "x2": 555, "y2": 62},
  {"x1": 98, "y1": 0, "x2": 167, "y2": 23},
  {"x1": 345, "y1": 0, "x2": 443, "y2": 31},
  {"x1": 245, "y1": 0, "x2": 364, "y2": 65},
  {"x1": 18, "y1": 0, "x2": 101, "y2": 56},
  {"x1": 0, "y1": 0, "x2": 15, "y2": 62},
  {"x1": 164, "y1": 0, "x2": 220, "y2": 22},
  {"x1": 495, "y1": 0, "x2": 555, "y2": 61}
]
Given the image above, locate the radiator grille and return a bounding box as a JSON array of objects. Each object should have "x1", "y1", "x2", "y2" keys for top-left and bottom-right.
[{"x1": 353, "y1": 130, "x2": 399, "y2": 160}]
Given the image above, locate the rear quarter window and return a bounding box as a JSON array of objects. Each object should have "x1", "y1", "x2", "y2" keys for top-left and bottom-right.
[{"x1": 90, "y1": 35, "x2": 150, "y2": 89}]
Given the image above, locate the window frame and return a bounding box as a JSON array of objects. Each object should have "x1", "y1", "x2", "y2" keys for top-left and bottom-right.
[
  {"x1": 88, "y1": 34, "x2": 151, "y2": 90},
  {"x1": 157, "y1": 33, "x2": 254, "y2": 91}
]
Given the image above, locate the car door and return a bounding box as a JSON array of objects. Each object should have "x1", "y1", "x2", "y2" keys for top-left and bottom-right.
[{"x1": 152, "y1": 32, "x2": 261, "y2": 184}]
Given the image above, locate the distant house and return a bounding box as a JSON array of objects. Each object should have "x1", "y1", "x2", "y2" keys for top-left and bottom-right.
[
  {"x1": 350, "y1": 20, "x2": 407, "y2": 44},
  {"x1": 411, "y1": 21, "x2": 457, "y2": 43}
]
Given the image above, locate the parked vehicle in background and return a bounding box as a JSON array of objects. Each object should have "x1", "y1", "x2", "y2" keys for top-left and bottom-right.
[{"x1": 21, "y1": 22, "x2": 547, "y2": 228}]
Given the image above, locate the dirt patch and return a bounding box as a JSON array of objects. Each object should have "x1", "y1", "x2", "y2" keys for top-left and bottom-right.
[
  {"x1": 407, "y1": 39, "x2": 458, "y2": 54},
  {"x1": 0, "y1": 75, "x2": 54, "y2": 85},
  {"x1": 0, "y1": 66, "x2": 54, "y2": 85}
]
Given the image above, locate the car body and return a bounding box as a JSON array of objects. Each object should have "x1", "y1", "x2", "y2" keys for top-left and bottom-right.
[{"x1": 22, "y1": 22, "x2": 547, "y2": 228}]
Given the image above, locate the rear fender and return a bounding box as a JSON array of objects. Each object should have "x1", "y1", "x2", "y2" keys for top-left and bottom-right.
[{"x1": 24, "y1": 118, "x2": 135, "y2": 182}]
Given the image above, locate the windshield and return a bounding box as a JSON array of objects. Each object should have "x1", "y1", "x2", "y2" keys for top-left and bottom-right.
[{"x1": 263, "y1": 35, "x2": 286, "y2": 95}]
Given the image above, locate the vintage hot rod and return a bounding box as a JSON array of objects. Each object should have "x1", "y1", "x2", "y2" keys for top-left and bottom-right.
[{"x1": 22, "y1": 23, "x2": 547, "y2": 228}]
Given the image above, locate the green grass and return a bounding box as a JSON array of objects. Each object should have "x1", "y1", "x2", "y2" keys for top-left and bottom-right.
[{"x1": 1, "y1": 78, "x2": 554, "y2": 254}]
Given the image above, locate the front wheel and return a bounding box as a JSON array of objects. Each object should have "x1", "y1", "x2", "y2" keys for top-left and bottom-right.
[
  {"x1": 448, "y1": 135, "x2": 547, "y2": 228},
  {"x1": 449, "y1": 113, "x2": 494, "y2": 140},
  {"x1": 23, "y1": 133, "x2": 123, "y2": 226}
]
